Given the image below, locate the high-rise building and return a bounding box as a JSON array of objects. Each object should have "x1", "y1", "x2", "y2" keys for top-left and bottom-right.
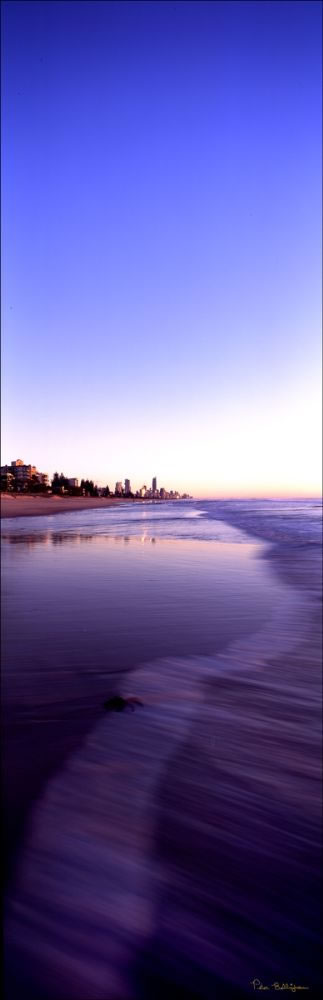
[
  {"x1": 124, "y1": 479, "x2": 131, "y2": 494},
  {"x1": 115, "y1": 481, "x2": 123, "y2": 495},
  {"x1": 152, "y1": 477, "x2": 157, "y2": 493}
]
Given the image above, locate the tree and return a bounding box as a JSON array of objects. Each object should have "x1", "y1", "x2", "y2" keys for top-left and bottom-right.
[
  {"x1": 80, "y1": 479, "x2": 97, "y2": 496},
  {"x1": 26, "y1": 475, "x2": 49, "y2": 494},
  {"x1": 52, "y1": 472, "x2": 69, "y2": 494},
  {"x1": 52, "y1": 473, "x2": 60, "y2": 493}
]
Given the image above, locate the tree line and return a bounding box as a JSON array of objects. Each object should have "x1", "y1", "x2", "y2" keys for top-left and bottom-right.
[
  {"x1": 1, "y1": 471, "x2": 137, "y2": 497},
  {"x1": 1, "y1": 472, "x2": 111, "y2": 497}
]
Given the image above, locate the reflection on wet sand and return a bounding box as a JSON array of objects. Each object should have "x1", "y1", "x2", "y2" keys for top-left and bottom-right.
[
  {"x1": 4, "y1": 528, "x2": 278, "y2": 893},
  {"x1": 2, "y1": 501, "x2": 322, "y2": 998},
  {"x1": 2, "y1": 532, "x2": 159, "y2": 547}
]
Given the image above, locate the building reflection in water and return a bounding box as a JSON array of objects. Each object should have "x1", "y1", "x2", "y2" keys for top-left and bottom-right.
[{"x1": 2, "y1": 532, "x2": 160, "y2": 549}]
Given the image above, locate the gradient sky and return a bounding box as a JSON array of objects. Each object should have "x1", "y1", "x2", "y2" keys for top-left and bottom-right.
[{"x1": 2, "y1": 0, "x2": 322, "y2": 496}]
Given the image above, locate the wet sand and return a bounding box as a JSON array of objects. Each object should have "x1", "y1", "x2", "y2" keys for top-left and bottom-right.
[
  {"x1": 1, "y1": 494, "x2": 140, "y2": 518},
  {"x1": 2, "y1": 529, "x2": 273, "y2": 883},
  {"x1": 4, "y1": 509, "x2": 322, "y2": 999}
]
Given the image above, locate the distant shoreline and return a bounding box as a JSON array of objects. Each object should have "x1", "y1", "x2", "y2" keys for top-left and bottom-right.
[{"x1": 0, "y1": 494, "x2": 146, "y2": 519}]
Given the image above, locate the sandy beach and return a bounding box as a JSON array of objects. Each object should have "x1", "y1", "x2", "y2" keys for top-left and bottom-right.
[
  {"x1": 1, "y1": 494, "x2": 139, "y2": 519},
  {"x1": 3, "y1": 499, "x2": 322, "y2": 998}
]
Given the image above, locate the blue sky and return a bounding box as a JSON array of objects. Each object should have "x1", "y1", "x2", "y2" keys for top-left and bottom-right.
[{"x1": 2, "y1": 0, "x2": 321, "y2": 496}]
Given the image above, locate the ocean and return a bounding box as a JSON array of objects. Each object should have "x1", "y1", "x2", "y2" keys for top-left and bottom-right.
[{"x1": 2, "y1": 499, "x2": 322, "y2": 998}]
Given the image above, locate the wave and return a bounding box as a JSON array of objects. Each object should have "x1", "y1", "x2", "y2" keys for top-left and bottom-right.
[{"x1": 5, "y1": 578, "x2": 321, "y2": 998}]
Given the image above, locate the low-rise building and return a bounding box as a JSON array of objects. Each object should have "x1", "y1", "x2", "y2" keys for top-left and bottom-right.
[{"x1": 11, "y1": 460, "x2": 37, "y2": 481}]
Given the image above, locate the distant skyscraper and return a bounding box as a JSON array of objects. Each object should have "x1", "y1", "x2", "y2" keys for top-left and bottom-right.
[
  {"x1": 124, "y1": 478, "x2": 131, "y2": 494},
  {"x1": 115, "y1": 481, "x2": 123, "y2": 495},
  {"x1": 152, "y1": 477, "x2": 157, "y2": 493}
]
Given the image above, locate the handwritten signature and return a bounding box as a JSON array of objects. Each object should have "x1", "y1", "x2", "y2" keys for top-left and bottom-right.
[{"x1": 250, "y1": 980, "x2": 309, "y2": 992}]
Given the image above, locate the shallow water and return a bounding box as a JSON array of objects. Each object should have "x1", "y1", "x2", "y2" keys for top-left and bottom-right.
[
  {"x1": 2, "y1": 500, "x2": 322, "y2": 998},
  {"x1": 2, "y1": 506, "x2": 286, "y2": 862},
  {"x1": 2, "y1": 524, "x2": 287, "y2": 694}
]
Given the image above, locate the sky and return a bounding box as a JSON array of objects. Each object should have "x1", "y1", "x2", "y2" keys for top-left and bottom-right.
[{"x1": 1, "y1": 0, "x2": 322, "y2": 497}]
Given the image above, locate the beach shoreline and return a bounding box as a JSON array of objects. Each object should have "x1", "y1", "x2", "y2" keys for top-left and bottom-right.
[
  {"x1": 4, "y1": 503, "x2": 321, "y2": 997},
  {"x1": 0, "y1": 494, "x2": 145, "y2": 519},
  {"x1": 3, "y1": 500, "x2": 321, "y2": 997}
]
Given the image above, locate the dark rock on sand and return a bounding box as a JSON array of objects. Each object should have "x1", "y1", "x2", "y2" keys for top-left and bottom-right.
[{"x1": 103, "y1": 695, "x2": 143, "y2": 712}]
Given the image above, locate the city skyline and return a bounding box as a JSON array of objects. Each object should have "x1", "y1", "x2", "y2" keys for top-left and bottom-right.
[
  {"x1": 1, "y1": 450, "x2": 320, "y2": 499},
  {"x1": 2, "y1": 1, "x2": 321, "y2": 499},
  {"x1": 1, "y1": 455, "x2": 191, "y2": 499}
]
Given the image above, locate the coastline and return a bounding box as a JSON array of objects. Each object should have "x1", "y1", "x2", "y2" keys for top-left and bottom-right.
[
  {"x1": 3, "y1": 502, "x2": 321, "y2": 997},
  {"x1": 5, "y1": 545, "x2": 321, "y2": 997},
  {"x1": 0, "y1": 494, "x2": 142, "y2": 519}
]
